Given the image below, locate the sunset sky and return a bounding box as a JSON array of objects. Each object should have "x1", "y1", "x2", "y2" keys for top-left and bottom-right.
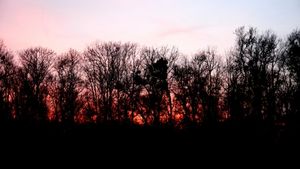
[{"x1": 0, "y1": 0, "x2": 299, "y2": 55}]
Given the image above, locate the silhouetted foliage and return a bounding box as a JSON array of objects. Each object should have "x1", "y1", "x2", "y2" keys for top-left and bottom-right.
[{"x1": 138, "y1": 47, "x2": 178, "y2": 125}]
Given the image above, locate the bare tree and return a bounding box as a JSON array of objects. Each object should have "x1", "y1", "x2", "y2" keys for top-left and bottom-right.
[
  {"x1": 137, "y1": 47, "x2": 178, "y2": 125},
  {"x1": 84, "y1": 42, "x2": 137, "y2": 123},
  {"x1": 173, "y1": 49, "x2": 222, "y2": 126},
  {"x1": 115, "y1": 43, "x2": 139, "y2": 123},
  {"x1": 0, "y1": 41, "x2": 16, "y2": 122},
  {"x1": 199, "y1": 50, "x2": 222, "y2": 125},
  {"x1": 173, "y1": 57, "x2": 195, "y2": 124},
  {"x1": 53, "y1": 49, "x2": 83, "y2": 124},
  {"x1": 16, "y1": 47, "x2": 54, "y2": 122},
  {"x1": 285, "y1": 30, "x2": 300, "y2": 124},
  {"x1": 226, "y1": 27, "x2": 283, "y2": 124}
]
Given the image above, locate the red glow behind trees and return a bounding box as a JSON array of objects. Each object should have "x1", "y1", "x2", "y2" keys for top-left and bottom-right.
[{"x1": 0, "y1": 27, "x2": 299, "y2": 128}]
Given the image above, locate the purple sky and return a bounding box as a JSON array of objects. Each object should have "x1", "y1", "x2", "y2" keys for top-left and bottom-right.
[{"x1": 0, "y1": 0, "x2": 299, "y2": 55}]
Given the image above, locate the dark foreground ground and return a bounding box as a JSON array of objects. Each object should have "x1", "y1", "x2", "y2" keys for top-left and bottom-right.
[{"x1": 0, "y1": 120, "x2": 299, "y2": 166}]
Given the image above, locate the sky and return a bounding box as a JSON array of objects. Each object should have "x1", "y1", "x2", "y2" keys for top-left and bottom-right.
[{"x1": 0, "y1": 0, "x2": 299, "y2": 56}]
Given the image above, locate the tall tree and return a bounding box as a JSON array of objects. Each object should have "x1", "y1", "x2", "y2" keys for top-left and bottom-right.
[
  {"x1": 84, "y1": 42, "x2": 137, "y2": 123},
  {"x1": 137, "y1": 47, "x2": 178, "y2": 125},
  {"x1": 173, "y1": 49, "x2": 222, "y2": 126},
  {"x1": 173, "y1": 57, "x2": 195, "y2": 124},
  {"x1": 285, "y1": 30, "x2": 300, "y2": 124},
  {"x1": 0, "y1": 41, "x2": 16, "y2": 122},
  {"x1": 53, "y1": 49, "x2": 83, "y2": 124},
  {"x1": 199, "y1": 50, "x2": 222, "y2": 125},
  {"x1": 226, "y1": 27, "x2": 282, "y2": 123},
  {"x1": 16, "y1": 47, "x2": 54, "y2": 122}
]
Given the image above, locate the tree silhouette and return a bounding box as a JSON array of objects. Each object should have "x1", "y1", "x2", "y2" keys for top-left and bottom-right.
[
  {"x1": 137, "y1": 47, "x2": 178, "y2": 126},
  {"x1": 226, "y1": 27, "x2": 282, "y2": 124},
  {"x1": 53, "y1": 49, "x2": 83, "y2": 124},
  {"x1": 0, "y1": 41, "x2": 16, "y2": 123},
  {"x1": 16, "y1": 47, "x2": 54, "y2": 122},
  {"x1": 0, "y1": 26, "x2": 299, "y2": 150},
  {"x1": 285, "y1": 30, "x2": 300, "y2": 125},
  {"x1": 84, "y1": 42, "x2": 137, "y2": 123},
  {"x1": 173, "y1": 49, "x2": 221, "y2": 126},
  {"x1": 173, "y1": 57, "x2": 195, "y2": 125}
]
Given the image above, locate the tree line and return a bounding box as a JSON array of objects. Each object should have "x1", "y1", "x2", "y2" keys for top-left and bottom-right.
[{"x1": 0, "y1": 27, "x2": 299, "y2": 128}]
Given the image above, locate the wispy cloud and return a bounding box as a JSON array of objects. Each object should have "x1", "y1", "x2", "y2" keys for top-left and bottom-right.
[
  {"x1": 1, "y1": 0, "x2": 299, "y2": 55},
  {"x1": 158, "y1": 26, "x2": 202, "y2": 38}
]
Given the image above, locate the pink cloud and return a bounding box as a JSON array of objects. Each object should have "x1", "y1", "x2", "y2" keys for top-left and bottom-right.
[
  {"x1": 151, "y1": 20, "x2": 235, "y2": 56},
  {"x1": 0, "y1": 0, "x2": 235, "y2": 56}
]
